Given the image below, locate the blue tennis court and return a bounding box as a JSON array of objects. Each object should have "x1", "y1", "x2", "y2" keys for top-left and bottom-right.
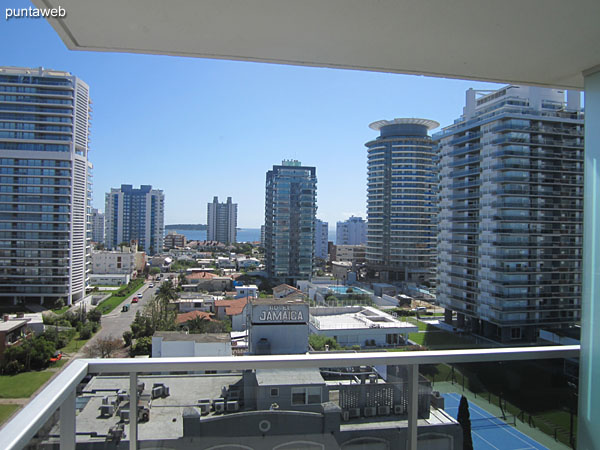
[{"x1": 443, "y1": 393, "x2": 548, "y2": 450}]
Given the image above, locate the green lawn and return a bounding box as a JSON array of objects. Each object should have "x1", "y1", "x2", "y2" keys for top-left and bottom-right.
[
  {"x1": 51, "y1": 305, "x2": 70, "y2": 315},
  {"x1": 61, "y1": 331, "x2": 92, "y2": 354},
  {"x1": 0, "y1": 371, "x2": 54, "y2": 398},
  {"x1": 96, "y1": 278, "x2": 145, "y2": 314},
  {"x1": 409, "y1": 329, "x2": 479, "y2": 349},
  {"x1": 0, "y1": 404, "x2": 20, "y2": 425}
]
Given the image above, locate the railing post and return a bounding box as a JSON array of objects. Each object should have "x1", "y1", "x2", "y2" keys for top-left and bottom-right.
[
  {"x1": 129, "y1": 372, "x2": 138, "y2": 450},
  {"x1": 407, "y1": 364, "x2": 418, "y2": 450},
  {"x1": 59, "y1": 388, "x2": 76, "y2": 450}
]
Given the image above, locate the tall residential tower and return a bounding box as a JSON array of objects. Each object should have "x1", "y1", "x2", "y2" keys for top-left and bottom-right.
[
  {"x1": 104, "y1": 184, "x2": 164, "y2": 255},
  {"x1": 365, "y1": 119, "x2": 438, "y2": 283},
  {"x1": 207, "y1": 196, "x2": 237, "y2": 244},
  {"x1": 264, "y1": 160, "x2": 317, "y2": 281},
  {"x1": 435, "y1": 85, "x2": 583, "y2": 342},
  {"x1": 0, "y1": 67, "x2": 92, "y2": 305},
  {"x1": 336, "y1": 216, "x2": 367, "y2": 245}
]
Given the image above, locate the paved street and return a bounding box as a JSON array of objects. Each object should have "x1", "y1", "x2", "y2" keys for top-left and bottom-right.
[{"x1": 72, "y1": 279, "x2": 161, "y2": 358}]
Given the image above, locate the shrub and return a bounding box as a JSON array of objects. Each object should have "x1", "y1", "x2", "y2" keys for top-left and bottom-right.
[
  {"x1": 123, "y1": 331, "x2": 133, "y2": 347},
  {"x1": 87, "y1": 309, "x2": 102, "y2": 323},
  {"x1": 3, "y1": 360, "x2": 24, "y2": 375},
  {"x1": 79, "y1": 323, "x2": 94, "y2": 340},
  {"x1": 130, "y1": 336, "x2": 152, "y2": 356},
  {"x1": 309, "y1": 335, "x2": 340, "y2": 351}
]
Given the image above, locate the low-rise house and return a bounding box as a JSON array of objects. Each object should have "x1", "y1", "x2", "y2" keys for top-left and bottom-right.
[
  {"x1": 236, "y1": 257, "x2": 261, "y2": 270},
  {"x1": 309, "y1": 306, "x2": 417, "y2": 347},
  {"x1": 174, "y1": 294, "x2": 215, "y2": 313},
  {"x1": 152, "y1": 332, "x2": 231, "y2": 358},
  {"x1": 217, "y1": 257, "x2": 236, "y2": 270},
  {"x1": 176, "y1": 311, "x2": 216, "y2": 326},
  {"x1": 215, "y1": 297, "x2": 249, "y2": 331},
  {"x1": 235, "y1": 285, "x2": 258, "y2": 299},
  {"x1": 273, "y1": 284, "x2": 302, "y2": 299},
  {"x1": 0, "y1": 318, "x2": 32, "y2": 361}
]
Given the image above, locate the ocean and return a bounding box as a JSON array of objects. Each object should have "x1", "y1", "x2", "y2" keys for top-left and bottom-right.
[
  {"x1": 169, "y1": 227, "x2": 337, "y2": 243},
  {"x1": 170, "y1": 228, "x2": 261, "y2": 243}
]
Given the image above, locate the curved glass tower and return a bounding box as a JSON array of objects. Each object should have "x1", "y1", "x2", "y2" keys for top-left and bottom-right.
[{"x1": 365, "y1": 118, "x2": 438, "y2": 283}]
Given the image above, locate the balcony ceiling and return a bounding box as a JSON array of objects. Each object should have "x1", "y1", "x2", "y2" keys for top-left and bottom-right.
[{"x1": 33, "y1": 0, "x2": 600, "y2": 89}]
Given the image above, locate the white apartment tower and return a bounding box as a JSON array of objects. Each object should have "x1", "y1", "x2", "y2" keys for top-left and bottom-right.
[
  {"x1": 365, "y1": 119, "x2": 438, "y2": 283},
  {"x1": 314, "y1": 219, "x2": 328, "y2": 260},
  {"x1": 105, "y1": 185, "x2": 164, "y2": 255},
  {"x1": 91, "y1": 208, "x2": 104, "y2": 244},
  {"x1": 336, "y1": 216, "x2": 367, "y2": 245},
  {"x1": 436, "y1": 85, "x2": 584, "y2": 342},
  {"x1": 0, "y1": 67, "x2": 92, "y2": 306},
  {"x1": 207, "y1": 196, "x2": 237, "y2": 244}
]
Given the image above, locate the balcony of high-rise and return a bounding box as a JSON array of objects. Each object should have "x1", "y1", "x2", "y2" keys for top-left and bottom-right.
[{"x1": 1, "y1": 1, "x2": 599, "y2": 449}]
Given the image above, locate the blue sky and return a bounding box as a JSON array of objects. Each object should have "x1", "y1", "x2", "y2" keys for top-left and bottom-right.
[{"x1": 1, "y1": 1, "x2": 503, "y2": 227}]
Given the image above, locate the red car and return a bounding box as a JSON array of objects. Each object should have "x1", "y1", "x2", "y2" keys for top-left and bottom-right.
[
  {"x1": 132, "y1": 296, "x2": 139, "y2": 303},
  {"x1": 50, "y1": 352, "x2": 62, "y2": 363}
]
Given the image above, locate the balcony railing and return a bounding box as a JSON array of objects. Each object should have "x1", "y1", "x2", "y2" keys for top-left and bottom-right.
[{"x1": 0, "y1": 346, "x2": 579, "y2": 450}]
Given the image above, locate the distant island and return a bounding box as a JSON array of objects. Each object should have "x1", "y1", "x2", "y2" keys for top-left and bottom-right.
[{"x1": 165, "y1": 224, "x2": 207, "y2": 230}]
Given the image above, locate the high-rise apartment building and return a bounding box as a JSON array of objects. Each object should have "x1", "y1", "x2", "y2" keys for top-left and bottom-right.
[
  {"x1": 91, "y1": 208, "x2": 104, "y2": 244},
  {"x1": 264, "y1": 160, "x2": 317, "y2": 281},
  {"x1": 0, "y1": 66, "x2": 92, "y2": 306},
  {"x1": 435, "y1": 85, "x2": 583, "y2": 342},
  {"x1": 206, "y1": 196, "x2": 237, "y2": 244},
  {"x1": 104, "y1": 185, "x2": 164, "y2": 255},
  {"x1": 365, "y1": 119, "x2": 438, "y2": 283},
  {"x1": 314, "y1": 219, "x2": 328, "y2": 260},
  {"x1": 336, "y1": 216, "x2": 367, "y2": 245}
]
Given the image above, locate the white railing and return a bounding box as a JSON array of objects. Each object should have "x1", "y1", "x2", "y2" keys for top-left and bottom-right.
[{"x1": 0, "y1": 345, "x2": 579, "y2": 450}]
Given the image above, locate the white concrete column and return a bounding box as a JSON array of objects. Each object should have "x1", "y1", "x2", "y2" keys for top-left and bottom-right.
[
  {"x1": 407, "y1": 364, "x2": 418, "y2": 450},
  {"x1": 129, "y1": 372, "x2": 138, "y2": 450},
  {"x1": 59, "y1": 388, "x2": 76, "y2": 450},
  {"x1": 579, "y1": 68, "x2": 600, "y2": 450}
]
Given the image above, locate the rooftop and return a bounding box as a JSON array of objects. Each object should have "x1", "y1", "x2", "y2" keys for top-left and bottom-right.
[
  {"x1": 255, "y1": 368, "x2": 325, "y2": 386},
  {"x1": 0, "y1": 320, "x2": 28, "y2": 333},
  {"x1": 153, "y1": 332, "x2": 229, "y2": 343},
  {"x1": 310, "y1": 306, "x2": 418, "y2": 331}
]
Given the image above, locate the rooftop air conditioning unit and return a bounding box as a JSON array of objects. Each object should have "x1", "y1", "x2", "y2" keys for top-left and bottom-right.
[
  {"x1": 227, "y1": 401, "x2": 239, "y2": 412},
  {"x1": 342, "y1": 411, "x2": 350, "y2": 421},
  {"x1": 99, "y1": 404, "x2": 114, "y2": 417},
  {"x1": 394, "y1": 404, "x2": 405, "y2": 415},
  {"x1": 214, "y1": 402, "x2": 226, "y2": 413},
  {"x1": 119, "y1": 409, "x2": 130, "y2": 422},
  {"x1": 349, "y1": 408, "x2": 360, "y2": 418},
  {"x1": 378, "y1": 405, "x2": 391, "y2": 416},
  {"x1": 198, "y1": 403, "x2": 210, "y2": 415},
  {"x1": 364, "y1": 406, "x2": 377, "y2": 417}
]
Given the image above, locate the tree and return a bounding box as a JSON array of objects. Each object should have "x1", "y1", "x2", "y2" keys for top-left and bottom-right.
[
  {"x1": 457, "y1": 395, "x2": 474, "y2": 450},
  {"x1": 85, "y1": 336, "x2": 123, "y2": 358},
  {"x1": 309, "y1": 335, "x2": 340, "y2": 351},
  {"x1": 130, "y1": 336, "x2": 152, "y2": 356},
  {"x1": 185, "y1": 317, "x2": 230, "y2": 334},
  {"x1": 149, "y1": 267, "x2": 161, "y2": 275},
  {"x1": 87, "y1": 308, "x2": 102, "y2": 323}
]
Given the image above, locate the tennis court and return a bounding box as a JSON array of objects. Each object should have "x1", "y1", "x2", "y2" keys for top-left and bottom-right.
[{"x1": 443, "y1": 393, "x2": 548, "y2": 450}]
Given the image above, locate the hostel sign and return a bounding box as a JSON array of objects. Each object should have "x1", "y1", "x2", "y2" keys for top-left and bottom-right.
[{"x1": 253, "y1": 304, "x2": 307, "y2": 324}]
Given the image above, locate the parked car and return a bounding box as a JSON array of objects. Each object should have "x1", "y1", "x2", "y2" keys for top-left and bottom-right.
[
  {"x1": 132, "y1": 297, "x2": 138, "y2": 303},
  {"x1": 50, "y1": 351, "x2": 62, "y2": 363},
  {"x1": 149, "y1": 283, "x2": 154, "y2": 288}
]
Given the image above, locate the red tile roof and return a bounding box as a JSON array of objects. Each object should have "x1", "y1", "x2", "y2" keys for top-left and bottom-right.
[
  {"x1": 186, "y1": 271, "x2": 218, "y2": 280},
  {"x1": 176, "y1": 310, "x2": 215, "y2": 324},
  {"x1": 215, "y1": 296, "x2": 248, "y2": 316}
]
